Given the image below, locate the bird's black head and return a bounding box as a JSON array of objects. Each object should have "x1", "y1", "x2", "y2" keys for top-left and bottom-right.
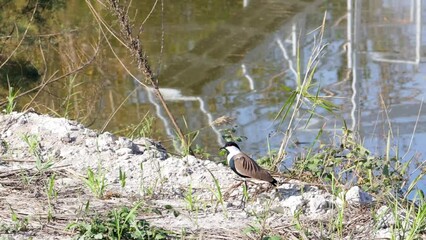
[{"x1": 220, "y1": 141, "x2": 240, "y2": 150}]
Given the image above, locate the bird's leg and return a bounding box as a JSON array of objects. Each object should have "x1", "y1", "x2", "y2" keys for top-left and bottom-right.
[
  {"x1": 223, "y1": 180, "x2": 244, "y2": 200},
  {"x1": 239, "y1": 180, "x2": 248, "y2": 209},
  {"x1": 253, "y1": 182, "x2": 275, "y2": 197}
]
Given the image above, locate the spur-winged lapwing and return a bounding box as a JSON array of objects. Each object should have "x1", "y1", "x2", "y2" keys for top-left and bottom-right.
[{"x1": 221, "y1": 142, "x2": 277, "y2": 186}]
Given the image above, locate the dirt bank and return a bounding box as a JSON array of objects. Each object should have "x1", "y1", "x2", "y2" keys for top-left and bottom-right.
[{"x1": 0, "y1": 112, "x2": 401, "y2": 239}]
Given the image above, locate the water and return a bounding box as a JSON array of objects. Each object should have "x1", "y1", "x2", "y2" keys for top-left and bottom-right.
[{"x1": 2, "y1": 0, "x2": 426, "y2": 189}]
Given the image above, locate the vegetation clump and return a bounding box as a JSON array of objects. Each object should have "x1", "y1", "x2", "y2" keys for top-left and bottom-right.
[{"x1": 67, "y1": 204, "x2": 170, "y2": 240}]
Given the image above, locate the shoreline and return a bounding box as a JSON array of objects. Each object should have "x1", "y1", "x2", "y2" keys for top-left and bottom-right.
[{"x1": 0, "y1": 111, "x2": 419, "y2": 239}]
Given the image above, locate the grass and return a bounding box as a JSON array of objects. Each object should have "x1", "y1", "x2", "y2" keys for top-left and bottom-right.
[
  {"x1": 273, "y1": 12, "x2": 337, "y2": 169},
  {"x1": 67, "y1": 202, "x2": 171, "y2": 240},
  {"x1": 384, "y1": 191, "x2": 426, "y2": 240},
  {"x1": 281, "y1": 122, "x2": 426, "y2": 239},
  {"x1": 184, "y1": 183, "x2": 199, "y2": 212},
  {"x1": 21, "y1": 133, "x2": 54, "y2": 173},
  {"x1": 45, "y1": 173, "x2": 57, "y2": 222},
  {"x1": 240, "y1": 12, "x2": 426, "y2": 239},
  {"x1": 243, "y1": 199, "x2": 281, "y2": 239},
  {"x1": 206, "y1": 169, "x2": 227, "y2": 215},
  {"x1": 0, "y1": 205, "x2": 29, "y2": 234},
  {"x1": 120, "y1": 112, "x2": 157, "y2": 139},
  {"x1": 220, "y1": 126, "x2": 248, "y2": 144},
  {"x1": 119, "y1": 167, "x2": 126, "y2": 188},
  {"x1": 84, "y1": 167, "x2": 107, "y2": 199},
  {"x1": 5, "y1": 85, "x2": 18, "y2": 114},
  {"x1": 139, "y1": 162, "x2": 154, "y2": 197},
  {"x1": 139, "y1": 161, "x2": 166, "y2": 198}
]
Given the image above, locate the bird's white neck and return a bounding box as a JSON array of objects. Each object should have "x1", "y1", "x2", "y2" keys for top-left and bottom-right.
[{"x1": 225, "y1": 146, "x2": 241, "y2": 163}]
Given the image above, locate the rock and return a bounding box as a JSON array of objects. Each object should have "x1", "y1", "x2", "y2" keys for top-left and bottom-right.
[
  {"x1": 374, "y1": 228, "x2": 392, "y2": 239},
  {"x1": 116, "y1": 137, "x2": 134, "y2": 149},
  {"x1": 185, "y1": 155, "x2": 199, "y2": 165},
  {"x1": 376, "y1": 205, "x2": 394, "y2": 228},
  {"x1": 345, "y1": 186, "x2": 373, "y2": 205},
  {"x1": 17, "y1": 115, "x2": 28, "y2": 125},
  {"x1": 60, "y1": 132, "x2": 73, "y2": 143},
  {"x1": 68, "y1": 121, "x2": 82, "y2": 131},
  {"x1": 308, "y1": 195, "x2": 333, "y2": 214},
  {"x1": 281, "y1": 195, "x2": 306, "y2": 215},
  {"x1": 97, "y1": 132, "x2": 116, "y2": 151},
  {"x1": 116, "y1": 148, "x2": 133, "y2": 156},
  {"x1": 84, "y1": 129, "x2": 98, "y2": 137},
  {"x1": 84, "y1": 138, "x2": 97, "y2": 148}
]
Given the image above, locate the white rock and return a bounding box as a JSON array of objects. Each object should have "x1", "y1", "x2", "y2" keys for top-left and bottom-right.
[
  {"x1": 374, "y1": 228, "x2": 392, "y2": 239},
  {"x1": 281, "y1": 195, "x2": 305, "y2": 215},
  {"x1": 116, "y1": 137, "x2": 134, "y2": 149},
  {"x1": 85, "y1": 138, "x2": 96, "y2": 148},
  {"x1": 4, "y1": 129, "x2": 12, "y2": 137},
  {"x1": 185, "y1": 155, "x2": 199, "y2": 165},
  {"x1": 345, "y1": 186, "x2": 373, "y2": 205},
  {"x1": 376, "y1": 205, "x2": 394, "y2": 228},
  {"x1": 60, "y1": 132, "x2": 73, "y2": 143},
  {"x1": 97, "y1": 132, "x2": 116, "y2": 150},
  {"x1": 309, "y1": 195, "x2": 333, "y2": 214},
  {"x1": 116, "y1": 148, "x2": 133, "y2": 156},
  {"x1": 84, "y1": 129, "x2": 98, "y2": 137}
]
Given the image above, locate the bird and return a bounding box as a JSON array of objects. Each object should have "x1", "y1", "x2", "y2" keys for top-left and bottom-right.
[{"x1": 221, "y1": 141, "x2": 277, "y2": 186}]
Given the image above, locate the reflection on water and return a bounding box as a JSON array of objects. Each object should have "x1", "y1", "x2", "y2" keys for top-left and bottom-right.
[
  {"x1": 140, "y1": 0, "x2": 426, "y2": 191},
  {"x1": 3, "y1": 1, "x2": 426, "y2": 188}
]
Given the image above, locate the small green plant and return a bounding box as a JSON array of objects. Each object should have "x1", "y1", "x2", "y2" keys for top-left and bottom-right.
[
  {"x1": 164, "y1": 204, "x2": 180, "y2": 218},
  {"x1": 206, "y1": 169, "x2": 226, "y2": 215},
  {"x1": 184, "y1": 183, "x2": 198, "y2": 212},
  {"x1": 274, "y1": 13, "x2": 337, "y2": 168},
  {"x1": 119, "y1": 167, "x2": 126, "y2": 188},
  {"x1": 242, "y1": 182, "x2": 249, "y2": 205},
  {"x1": 22, "y1": 133, "x2": 41, "y2": 157},
  {"x1": 136, "y1": 115, "x2": 155, "y2": 139},
  {"x1": 139, "y1": 162, "x2": 150, "y2": 197},
  {"x1": 22, "y1": 134, "x2": 54, "y2": 172},
  {"x1": 84, "y1": 167, "x2": 107, "y2": 199},
  {"x1": 67, "y1": 202, "x2": 170, "y2": 240},
  {"x1": 243, "y1": 225, "x2": 282, "y2": 240},
  {"x1": 62, "y1": 75, "x2": 83, "y2": 119},
  {"x1": 407, "y1": 194, "x2": 426, "y2": 239},
  {"x1": 139, "y1": 161, "x2": 165, "y2": 198},
  {"x1": 192, "y1": 144, "x2": 211, "y2": 159},
  {"x1": 244, "y1": 200, "x2": 280, "y2": 239},
  {"x1": 292, "y1": 209, "x2": 309, "y2": 239},
  {"x1": 178, "y1": 116, "x2": 198, "y2": 156},
  {"x1": 5, "y1": 85, "x2": 19, "y2": 114},
  {"x1": 294, "y1": 126, "x2": 405, "y2": 193},
  {"x1": 382, "y1": 191, "x2": 426, "y2": 240},
  {"x1": 220, "y1": 126, "x2": 247, "y2": 143},
  {"x1": 46, "y1": 173, "x2": 57, "y2": 222},
  {"x1": 125, "y1": 112, "x2": 156, "y2": 139},
  {"x1": 0, "y1": 205, "x2": 29, "y2": 234},
  {"x1": 330, "y1": 175, "x2": 345, "y2": 239}
]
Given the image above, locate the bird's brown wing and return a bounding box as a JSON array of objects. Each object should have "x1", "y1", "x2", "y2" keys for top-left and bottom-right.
[{"x1": 233, "y1": 153, "x2": 275, "y2": 183}]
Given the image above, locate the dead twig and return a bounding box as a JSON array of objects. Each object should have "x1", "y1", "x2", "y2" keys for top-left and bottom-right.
[{"x1": 105, "y1": 0, "x2": 190, "y2": 154}]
